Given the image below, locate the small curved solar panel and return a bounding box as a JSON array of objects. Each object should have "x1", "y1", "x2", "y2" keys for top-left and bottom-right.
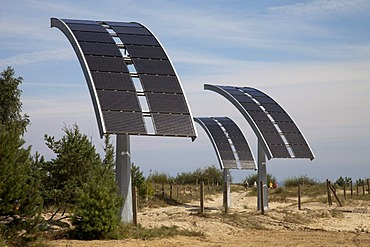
[
  {"x1": 204, "y1": 84, "x2": 314, "y2": 160},
  {"x1": 51, "y1": 18, "x2": 196, "y2": 139},
  {"x1": 194, "y1": 117, "x2": 256, "y2": 170}
]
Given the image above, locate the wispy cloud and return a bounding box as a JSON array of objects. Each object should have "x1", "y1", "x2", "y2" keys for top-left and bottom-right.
[
  {"x1": 0, "y1": 48, "x2": 74, "y2": 67},
  {"x1": 269, "y1": 0, "x2": 370, "y2": 17}
]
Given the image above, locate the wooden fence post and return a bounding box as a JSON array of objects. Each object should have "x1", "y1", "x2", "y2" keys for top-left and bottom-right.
[
  {"x1": 343, "y1": 184, "x2": 346, "y2": 199},
  {"x1": 200, "y1": 182, "x2": 204, "y2": 214},
  {"x1": 170, "y1": 184, "x2": 173, "y2": 200},
  {"x1": 132, "y1": 186, "x2": 138, "y2": 226},
  {"x1": 223, "y1": 182, "x2": 228, "y2": 214},
  {"x1": 162, "y1": 182, "x2": 165, "y2": 199},
  {"x1": 326, "y1": 179, "x2": 332, "y2": 206},
  {"x1": 356, "y1": 181, "x2": 359, "y2": 196},
  {"x1": 260, "y1": 181, "x2": 264, "y2": 215},
  {"x1": 368, "y1": 179, "x2": 370, "y2": 194},
  {"x1": 362, "y1": 181, "x2": 365, "y2": 195},
  {"x1": 350, "y1": 180, "x2": 353, "y2": 198},
  {"x1": 298, "y1": 184, "x2": 301, "y2": 210}
]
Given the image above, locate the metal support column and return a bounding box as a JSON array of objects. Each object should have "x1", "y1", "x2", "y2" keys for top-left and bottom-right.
[
  {"x1": 257, "y1": 141, "x2": 268, "y2": 210},
  {"x1": 223, "y1": 168, "x2": 231, "y2": 210},
  {"x1": 116, "y1": 134, "x2": 133, "y2": 223}
]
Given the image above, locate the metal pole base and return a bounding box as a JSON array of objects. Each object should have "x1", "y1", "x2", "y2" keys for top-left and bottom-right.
[{"x1": 116, "y1": 134, "x2": 133, "y2": 223}]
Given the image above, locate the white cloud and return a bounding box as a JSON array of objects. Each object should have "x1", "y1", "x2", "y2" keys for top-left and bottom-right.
[
  {"x1": 269, "y1": 0, "x2": 370, "y2": 17},
  {"x1": 0, "y1": 48, "x2": 74, "y2": 67}
]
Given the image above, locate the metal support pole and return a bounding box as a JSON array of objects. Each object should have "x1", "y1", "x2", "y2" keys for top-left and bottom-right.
[
  {"x1": 223, "y1": 168, "x2": 231, "y2": 211},
  {"x1": 116, "y1": 134, "x2": 133, "y2": 223},
  {"x1": 257, "y1": 141, "x2": 268, "y2": 210}
]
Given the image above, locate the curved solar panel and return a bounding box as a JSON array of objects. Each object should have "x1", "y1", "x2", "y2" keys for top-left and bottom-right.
[
  {"x1": 204, "y1": 85, "x2": 314, "y2": 160},
  {"x1": 51, "y1": 18, "x2": 196, "y2": 139},
  {"x1": 194, "y1": 117, "x2": 256, "y2": 170}
]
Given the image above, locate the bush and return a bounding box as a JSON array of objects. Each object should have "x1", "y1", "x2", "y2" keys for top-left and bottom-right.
[
  {"x1": 174, "y1": 165, "x2": 223, "y2": 185},
  {"x1": 71, "y1": 135, "x2": 122, "y2": 240},
  {"x1": 284, "y1": 175, "x2": 319, "y2": 187},
  {"x1": 148, "y1": 171, "x2": 174, "y2": 184},
  {"x1": 335, "y1": 176, "x2": 352, "y2": 187},
  {"x1": 132, "y1": 164, "x2": 154, "y2": 199},
  {"x1": 244, "y1": 173, "x2": 276, "y2": 187}
]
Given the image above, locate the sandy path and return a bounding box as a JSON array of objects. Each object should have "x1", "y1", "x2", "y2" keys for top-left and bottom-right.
[{"x1": 50, "y1": 190, "x2": 370, "y2": 246}]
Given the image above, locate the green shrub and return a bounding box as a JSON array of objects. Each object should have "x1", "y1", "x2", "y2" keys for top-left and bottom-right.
[
  {"x1": 244, "y1": 173, "x2": 276, "y2": 187},
  {"x1": 284, "y1": 175, "x2": 319, "y2": 187},
  {"x1": 71, "y1": 135, "x2": 122, "y2": 240}
]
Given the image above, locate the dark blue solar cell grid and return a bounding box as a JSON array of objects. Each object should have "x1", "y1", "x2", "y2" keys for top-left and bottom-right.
[
  {"x1": 91, "y1": 72, "x2": 135, "y2": 91},
  {"x1": 117, "y1": 34, "x2": 160, "y2": 46},
  {"x1": 79, "y1": 43, "x2": 122, "y2": 57},
  {"x1": 125, "y1": 45, "x2": 167, "y2": 59},
  {"x1": 139, "y1": 75, "x2": 182, "y2": 93},
  {"x1": 132, "y1": 59, "x2": 175, "y2": 75},
  {"x1": 73, "y1": 31, "x2": 116, "y2": 43},
  {"x1": 66, "y1": 23, "x2": 107, "y2": 32},
  {"x1": 152, "y1": 114, "x2": 195, "y2": 136},
  {"x1": 85, "y1": 56, "x2": 128, "y2": 73},
  {"x1": 109, "y1": 25, "x2": 151, "y2": 35},
  {"x1": 97, "y1": 91, "x2": 141, "y2": 111},
  {"x1": 103, "y1": 111, "x2": 146, "y2": 134}
]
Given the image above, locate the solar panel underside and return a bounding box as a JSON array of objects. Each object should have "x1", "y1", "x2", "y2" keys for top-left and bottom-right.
[
  {"x1": 196, "y1": 117, "x2": 255, "y2": 169},
  {"x1": 57, "y1": 19, "x2": 195, "y2": 138},
  {"x1": 218, "y1": 85, "x2": 313, "y2": 159}
]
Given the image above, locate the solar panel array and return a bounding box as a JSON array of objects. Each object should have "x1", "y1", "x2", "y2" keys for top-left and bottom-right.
[
  {"x1": 194, "y1": 117, "x2": 256, "y2": 169},
  {"x1": 51, "y1": 18, "x2": 196, "y2": 139},
  {"x1": 204, "y1": 85, "x2": 314, "y2": 160}
]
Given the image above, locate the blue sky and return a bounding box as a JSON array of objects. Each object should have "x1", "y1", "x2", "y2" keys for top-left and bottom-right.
[{"x1": 1, "y1": 0, "x2": 370, "y2": 183}]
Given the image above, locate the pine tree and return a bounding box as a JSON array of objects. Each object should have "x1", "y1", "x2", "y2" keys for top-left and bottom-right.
[
  {"x1": 0, "y1": 67, "x2": 42, "y2": 238},
  {"x1": 72, "y1": 134, "x2": 122, "y2": 239},
  {"x1": 42, "y1": 124, "x2": 101, "y2": 206}
]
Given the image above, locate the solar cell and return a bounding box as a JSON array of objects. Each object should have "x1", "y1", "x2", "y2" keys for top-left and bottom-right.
[
  {"x1": 240, "y1": 102, "x2": 262, "y2": 111},
  {"x1": 247, "y1": 111, "x2": 270, "y2": 121},
  {"x1": 219, "y1": 149, "x2": 236, "y2": 160},
  {"x1": 146, "y1": 93, "x2": 188, "y2": 113},
  {"x1": 268, "y1": 112, "x2": 293, "y2": 122},
  {"x1": 261, "y1": 132, "x2": 285, "y2": 145},
  {"x1": 195, "y1": 117, "x2": 255, "y2": 169},
  {"x1": 139, "y1": 75, "x2": 182, "y2": 93},
  {"x1": 91, "y1": 72, "x2": 135, "y2": 91},
  {"x1": 276, "y1": 122, "x2": 300, "y2": 133},
  {"x1": 290, "y1": 145, "x2": 313, "y2": 158},
  {"x1": 97, "y1": 91, "x2": 141, "y2": 111},
  {"x1": 79, "y1": 43, "x2": 122, "y2": 56},
  {"x1": 73, "y1": 31, "x2": 115, "y2": 43},
  {"x1": 283, "y1": 133, "x2": 307, "y2": 145},
  {"x1": 255, "y1": 121, "x2": 277, "y2": 132},
  {"x1": 132, "y1": 59, "x2": 175, "y2": 75},
  {"x1": 125, "y1": 45, "x2": 167, "y2": 59},
  {"x1": 66, "y1": 23, "x2": 107, "y2": 32},
  {"x1": 152, "y1": 114, "x2": 195, "y2": 136},
  {"x1": 109, "y1": 26, "x2": 151, "y2": 35},
  {"x1": 261, "y1": 103, "x2": 285, "y2": 113},
  {"x1": 268, "y1": 144, "x2": 290, "y2": 158},
  {"x1": 253, "y1": 96, "x2": 276, "y2": 104},
  {"x1": 239, "y1": 88, "x2": 266, "y2": 97},
  {"x1": 102, "y1": 111, "x2": 146, "y2": 134},
  {"x1": 105, "y1": 21, "x2": 142, "y2": 28},
  {"x1": 53, "y1": 18, "x2": 197, "y2": 138},
  {"x1": 85, "y1": 56, "x2": 128, "y2": 73},
  {"x1": 117, "y1": 34, "x2": 160, "y2": 46},
  {"x1": 63, "y1": 19, "x2": 98, "y2": 25}
]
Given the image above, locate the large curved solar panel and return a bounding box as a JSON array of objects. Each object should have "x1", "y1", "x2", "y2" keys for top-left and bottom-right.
[
  {"x1": 51, "y1": 18, "x2": 196, "y2": 140},
  {"x1": 204, "y1": 85, "x2": 314, "y2": 160},
  {"x1": 194, "y1": 117, "x2": 256, "y2": 170}
]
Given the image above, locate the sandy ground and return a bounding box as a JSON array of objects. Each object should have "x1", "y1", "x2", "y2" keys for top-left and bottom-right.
[{"x1": 50, "y1": 190, "x2": 370, "y2": 246}]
